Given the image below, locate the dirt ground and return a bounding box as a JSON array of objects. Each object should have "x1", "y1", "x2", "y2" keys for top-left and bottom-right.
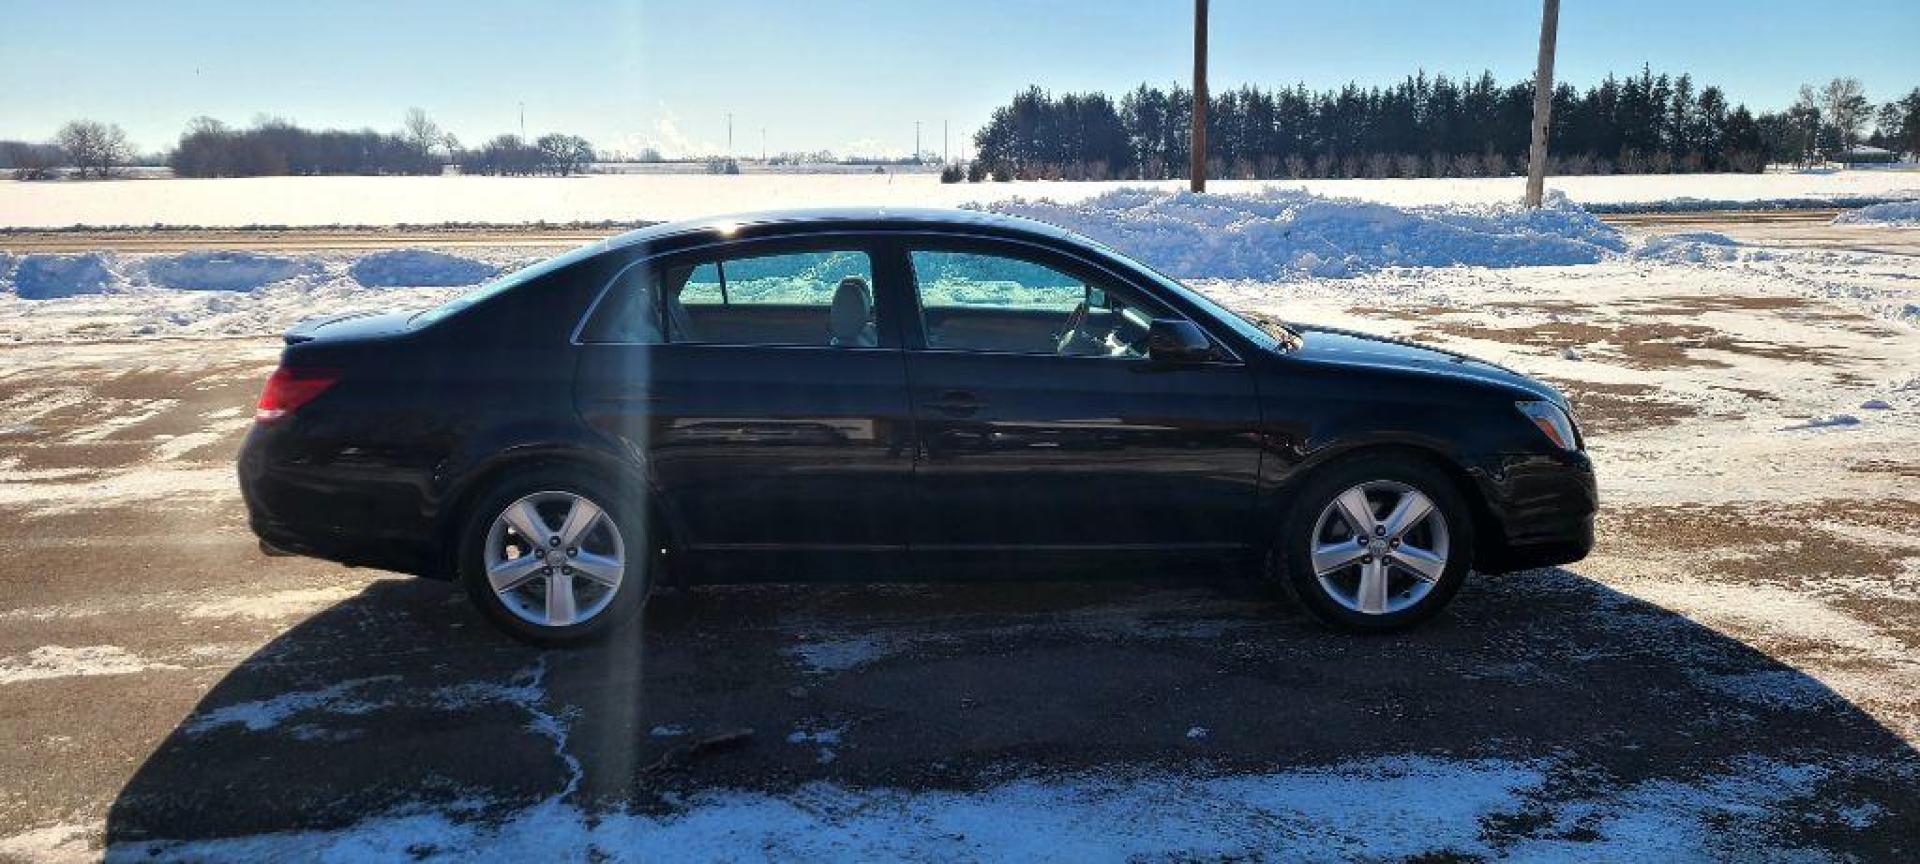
[{"x1": 1, "y1": 215, "x2": 1917, "y2": 860}]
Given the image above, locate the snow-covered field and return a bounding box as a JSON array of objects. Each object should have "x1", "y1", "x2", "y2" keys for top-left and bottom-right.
[
  {"x1": 2, "y1": 185, "x2": 1918, "y2": 861},
  {"x1": 2, "y1": 168, "x2": 1917, "y2": 229}
]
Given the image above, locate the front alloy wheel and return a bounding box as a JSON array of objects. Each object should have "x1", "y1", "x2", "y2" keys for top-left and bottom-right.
[
  {"x1": 1278, "y1": 455, "x2": 1473, "y2": 632},
  {"x1": 1309, "y1": 481, "x2": 1450, "y2": 615}
]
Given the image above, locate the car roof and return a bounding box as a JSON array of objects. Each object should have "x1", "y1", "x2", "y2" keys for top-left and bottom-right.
[{"x1": 602, "y1": 206, "x2": 1082, "y2": 251}]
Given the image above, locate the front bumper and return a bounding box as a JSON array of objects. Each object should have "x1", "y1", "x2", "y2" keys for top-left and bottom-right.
[{"x1": 1468, "y1": 449, "x2": 1596, "y2": 574}]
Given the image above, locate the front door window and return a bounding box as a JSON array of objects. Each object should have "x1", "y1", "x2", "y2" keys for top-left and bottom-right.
[{"x1": 908, "y1": 250, "x2": 1175, "y2": 357}]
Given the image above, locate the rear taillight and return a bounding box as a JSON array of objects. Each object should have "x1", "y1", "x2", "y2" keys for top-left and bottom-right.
[{"x1": 255, "y1": 366, "x2": 340, "y2": 422}]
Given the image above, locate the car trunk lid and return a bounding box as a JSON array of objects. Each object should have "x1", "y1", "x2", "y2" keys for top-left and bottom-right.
[{"x1": 283, "y1": 310, "x2": 417, "y2": 345}]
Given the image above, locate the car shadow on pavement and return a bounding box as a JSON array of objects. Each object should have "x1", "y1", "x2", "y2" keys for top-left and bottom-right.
[{"x1": 105, "y1": 567, "x2": 1920, "y2": 855}]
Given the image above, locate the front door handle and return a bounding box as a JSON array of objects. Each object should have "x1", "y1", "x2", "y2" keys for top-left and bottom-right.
[{"x1": 926, "y1": 390, "x2": 985, "y2": 416}]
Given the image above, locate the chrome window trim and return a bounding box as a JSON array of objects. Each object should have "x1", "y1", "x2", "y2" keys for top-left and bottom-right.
[{"x1": 567, "y1": 228, "x2": 1245, "y2": 364}]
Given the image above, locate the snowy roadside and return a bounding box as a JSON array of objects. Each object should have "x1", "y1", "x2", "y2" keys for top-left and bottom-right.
[{"x1": 2, "y1": 169, "x2": 1916, "y2": 230}]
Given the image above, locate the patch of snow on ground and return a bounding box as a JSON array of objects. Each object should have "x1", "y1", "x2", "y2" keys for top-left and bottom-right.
[
  {"x1": 788, "y1": 721, "x2": 849, "y2": 764},
  {"x1": 0, "y1": 645, "x2": 180, "y2": 685},
  {"x1": 103, "y1": 754, "x2": 1882, "y2": 862},
  {"x1": 786, "y1": 635, "x2": 911, "y2": 673},
  {"x1": 185, "y1": 676, "x2": 399, "y2": 734},
  {"x1": 184, "y1": 585, "x2": 362, "y2": 620},
  {"x1": 987, "y1": 188, "x2": 1625, "y2": 279},
  {"x1": 0, "y1": 822, "x2": 95, "y2": 864},
  {"x1": 1781, "y1": 414, "x2": 1862, "y2": 431},
  {"x1": 1835, "y1": 200, "x2": 1920, "y2": 226}
]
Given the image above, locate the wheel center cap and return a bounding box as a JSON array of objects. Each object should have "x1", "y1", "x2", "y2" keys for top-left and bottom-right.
[
  {"x1": 1367, "y1": 539, "x2": 1390, "y2": 556},
  {"x1": 543, "y1": 549, "x2": 563, "y2": 564}
]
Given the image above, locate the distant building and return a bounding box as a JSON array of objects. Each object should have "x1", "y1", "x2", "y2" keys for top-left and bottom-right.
[{"x1": 1836, "y1": 145, "x2": 1898, "y2": 166}]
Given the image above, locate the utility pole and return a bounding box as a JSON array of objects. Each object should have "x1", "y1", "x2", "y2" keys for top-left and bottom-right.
[
  {"x1": 727, "y1": 113, "x2": 734, "y2": 157},
  {"x1": 518, "y1": 102, "x2": 525, "y2": 140},
  {"x1": 944, "y1": 119, "x2": 949, "y2": 165},
  {"x1": 1523, "y1": 0, "x2": 1560, "y2": 208},
  {"x1": 1190, "y1": 0, "x2": 1208, "y2": 193},
  {"x1": 762, "y1": 127, "x2": 767, "y2": 162},
  {"x1": 915, "y1": 121, "x2": 922, "y2": 164}
]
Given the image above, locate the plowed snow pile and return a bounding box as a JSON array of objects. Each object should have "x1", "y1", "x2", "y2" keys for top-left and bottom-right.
[
  {"x1": 1834, "y1": 200, "x2": 1920, "y2": 226},
  {"x1": 0, "y1": 248, "x2": 536, "y2": 340},
  {"x1": 986, "y1": 188, "x2": 1627, "y2": 278}
]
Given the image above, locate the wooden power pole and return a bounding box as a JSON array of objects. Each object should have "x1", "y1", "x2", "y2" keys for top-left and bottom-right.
[
  {"x1": 1524, "y1": 0, "x2": 1560, "y2": 208},
  {"x1": 1191, "y1": 0, "x2": 1208, "y2": 193}
]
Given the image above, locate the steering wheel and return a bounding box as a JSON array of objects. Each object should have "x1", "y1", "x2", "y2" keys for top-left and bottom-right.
[{"x1": 1055, "y1": 301, "x2": 1093, "y2": 355}]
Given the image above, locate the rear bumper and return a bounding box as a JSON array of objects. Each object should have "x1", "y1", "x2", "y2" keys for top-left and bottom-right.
[
  {"x1": 1468, "y1": 449, "x2": 1596, "y2": 574},
  {"x1": 238, "y1": 425, "x2": 444, "y2": 578}
]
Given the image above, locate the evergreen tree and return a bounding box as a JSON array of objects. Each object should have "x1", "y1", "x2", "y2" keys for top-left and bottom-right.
[{"x1": 970, "y1": 69, "x2": 1871, "y2": 181}]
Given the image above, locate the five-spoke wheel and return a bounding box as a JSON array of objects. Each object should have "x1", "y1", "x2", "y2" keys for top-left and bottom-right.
[
  {"x1": 459, "y1": 473, "x2": 649, "y2": 645},
  {"x1": 1278, "y1": 455, "x2": 1472, "y2": 632},
  {"x1": 484, "y1": 491, "x2": 626, "y2": 628},
  {"x1": 1309, "y1": 481, "x2": 1450, "y2": 616}
]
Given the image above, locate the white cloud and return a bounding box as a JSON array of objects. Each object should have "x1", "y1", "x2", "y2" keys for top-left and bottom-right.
[{"x1": 624, "y1": 105, "x2": 719, "y2": 159}]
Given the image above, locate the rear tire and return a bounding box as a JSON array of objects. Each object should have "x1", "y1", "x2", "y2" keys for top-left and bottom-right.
[
  {"x1": 457, "y1": 469, "x2": 652, "y2": 646},
  {"x1": 1274, "y1": 454, "x2": 1473, "y2": 633}
]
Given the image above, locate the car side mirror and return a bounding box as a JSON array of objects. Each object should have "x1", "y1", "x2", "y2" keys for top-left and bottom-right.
[{"x1": 1147, "y1": 319, "x2": 1214, "y2": 363}]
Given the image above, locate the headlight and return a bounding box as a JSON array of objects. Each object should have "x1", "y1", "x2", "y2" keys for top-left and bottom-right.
[{"x1": 1515, "y1": 401, "x2": 1579, "y2": 450}]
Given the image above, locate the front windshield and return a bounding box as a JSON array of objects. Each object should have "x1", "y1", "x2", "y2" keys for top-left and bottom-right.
[{"x1": 1092, "y1": 241, "x2": 1302, "y2": 350}]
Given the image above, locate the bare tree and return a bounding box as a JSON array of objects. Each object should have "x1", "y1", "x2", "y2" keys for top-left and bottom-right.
[
  {"x1": 403, "y1": 108, "x2": 442, "y2": 156},
  {"x1": 186, "y1": 115, "x2": 228, "y2": 136},
  {"x1": 1817, "y1": 78, "x2": 1871, "y2": 150},
  {"x1": 55, "y1": 120, "x2": 133, "y2": 179}
]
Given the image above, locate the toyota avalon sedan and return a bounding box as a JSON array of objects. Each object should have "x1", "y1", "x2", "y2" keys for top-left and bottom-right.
[{"x1": 239, "y1": 208, "x2": 1595, "y2": 644}]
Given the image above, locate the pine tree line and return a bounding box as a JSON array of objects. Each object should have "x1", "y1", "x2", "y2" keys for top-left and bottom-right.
[{"x1": 974, "y1": 68, "x2": 1792, "y2": 181}]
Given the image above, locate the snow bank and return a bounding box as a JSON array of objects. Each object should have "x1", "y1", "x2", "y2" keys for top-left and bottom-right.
[
  {"x1": 1835, "y1": 200, "x2": 1920, "y2": 227},
  {"x1": 1631, "y1": 231, "x2": 1751, "y2": 264},
  {"x1": 986, "y1": 188, "x2": 1625, "y2": 279},
  {"x1": 11, "y1": 253, "x2": 114, "y2": 299},
  {"x1": 4, "y1": 170, "x2": 1917, "y2": 228},
  {"x1": 0, "y1": 249, "x2": 509, "y2": 299},
  {"x1": 144, "y1": 252, "x2": 323, "y2": 291},
  {"x1": 348, "y1": 250, "x2": 500, "y2": 288}
]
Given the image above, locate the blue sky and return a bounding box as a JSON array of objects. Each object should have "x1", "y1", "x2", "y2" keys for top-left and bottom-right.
[{"x1": 2, "y1": 0, "x2": 1914, "y2": 156}]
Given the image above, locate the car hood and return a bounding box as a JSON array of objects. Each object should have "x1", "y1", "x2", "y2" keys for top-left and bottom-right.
[{"x1": 1289, "y1": 325, "x2": 1565, "y2": 406}]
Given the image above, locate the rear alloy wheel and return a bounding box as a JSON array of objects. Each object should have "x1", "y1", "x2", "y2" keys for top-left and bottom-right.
[
  {"x1": 1279, "y1": 457, "x2": 1472, "y2": 632},
  {"x1": 460, "y1": 476, "x2": 648, "y2": 645},
  {"x1": 485, "y1": 491, "x2": 626, "y2": 629}
]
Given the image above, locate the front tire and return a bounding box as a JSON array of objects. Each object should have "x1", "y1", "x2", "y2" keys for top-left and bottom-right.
[
  {"x1": 457, "y1": 470, "x2": 651, "y2": 646},
  {"x1": 1275, "y1": 455, "x2": 1473, "y2": 633}
]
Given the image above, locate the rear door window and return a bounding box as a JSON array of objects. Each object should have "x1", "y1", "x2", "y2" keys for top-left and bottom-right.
[{"x1": 584, "y1": 247, "x2": 878, "y2": 347}]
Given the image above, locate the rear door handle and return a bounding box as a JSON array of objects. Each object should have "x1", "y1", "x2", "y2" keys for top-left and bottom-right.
[
  {"x1": 925, "y1": 390, "x2": 985, "y2": 416},
  {"x1": 598, "y1": 390, "x2": 661, "y2": 405}
]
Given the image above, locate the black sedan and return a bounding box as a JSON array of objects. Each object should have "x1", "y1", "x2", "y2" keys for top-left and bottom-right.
[{"x1": 239, "y1": 208, "x2": 1595, "y2": 644}]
